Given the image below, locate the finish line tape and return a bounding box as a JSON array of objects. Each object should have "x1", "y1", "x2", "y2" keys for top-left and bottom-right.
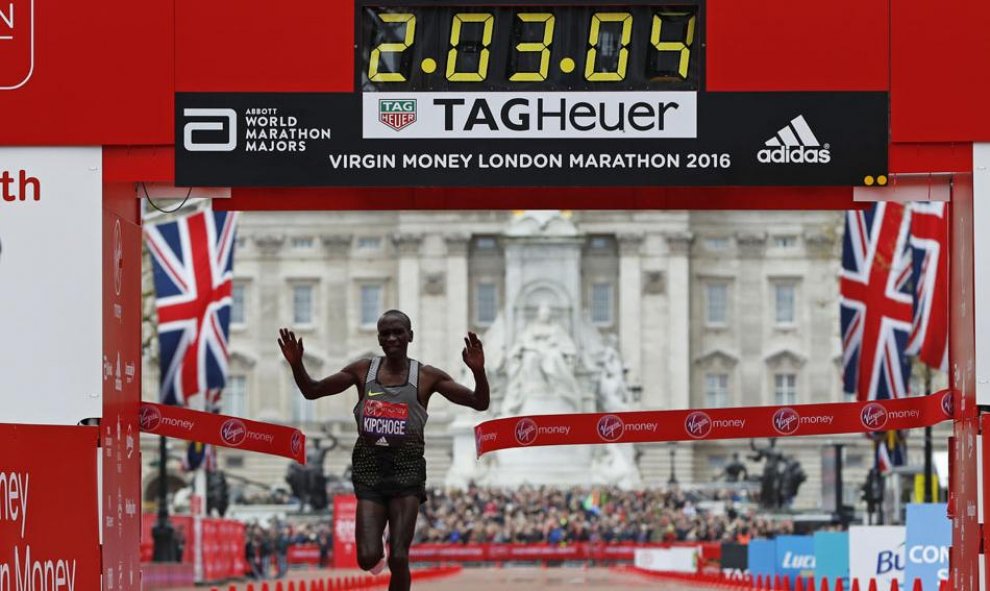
[
  {"x1": 139, "y1": 402, "x2": 306, "y2": 463},
  {"x1": 474, "y1": 390, "x2": 954, "y2": 457}
]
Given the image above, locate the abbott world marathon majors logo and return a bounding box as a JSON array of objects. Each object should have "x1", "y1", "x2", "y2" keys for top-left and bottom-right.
[
  {"x1": 758, "y1": 115, "x2": 831, "y2": 165},
  {"x1": 182, "y1": 107, "x2": 331, "y2": 153}
]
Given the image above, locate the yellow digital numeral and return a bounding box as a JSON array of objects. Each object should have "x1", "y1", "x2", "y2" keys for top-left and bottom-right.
[
  {"x1": 510, "y1": 13, "x2": 555, "y2": 82},
  {"x1": 369, "y1": 13, "x2": 416, "y2": 82},
  {"x1": 585, "y1": 12, "x2": 632, "y2": 82},
  {"x1": 446, "y1": 13, "x2": 494, "y2": 82},
  {"x1": 651, "y1": 12, "x2": 696, "y2": 79}
]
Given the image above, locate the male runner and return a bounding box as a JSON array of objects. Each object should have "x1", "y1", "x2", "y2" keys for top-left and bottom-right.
[{"x1": 278, "y1": 310, "x2": 489, "y2": 591}]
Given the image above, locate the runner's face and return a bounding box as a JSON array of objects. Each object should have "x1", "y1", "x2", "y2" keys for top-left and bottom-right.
[{"x1": 377, "y1": 317, "x2": 412, "y2": 356}]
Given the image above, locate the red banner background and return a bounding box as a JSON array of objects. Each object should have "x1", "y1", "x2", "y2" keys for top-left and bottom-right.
[
  {"x1": 0, "y1": 424, "x2": 102, "y2": 590},
  {"x1": 140, "y1": 514, "x2": 247, "y2": 581},
  {"x1": 333, "y1": 495, "x2": 359, "y2": 569},
  {"x1": 475, "y1": 391, "x2": 953, "y2": 456},
  {"x1": 138, "y1": 402, "x2": 306, "y2": 463}
]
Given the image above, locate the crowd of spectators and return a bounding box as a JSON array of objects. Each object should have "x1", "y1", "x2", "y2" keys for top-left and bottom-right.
[
  {"x1": 244, "y1": 521, "x2": 332, "y2": 579},
  {"x1": 412, "y1": 485, "x2": 794, "y2": 545},
  {"x1": 244, "y1": 484, "x2": 796, "y2": 573}
]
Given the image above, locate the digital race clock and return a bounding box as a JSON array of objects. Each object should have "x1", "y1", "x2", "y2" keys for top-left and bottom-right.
[
  {"x1": 174, "y1": 1, "x2": 888, "y2": 188},
  {"x1": 358, "y1": 3, "x2": 702, "y2": 92}
]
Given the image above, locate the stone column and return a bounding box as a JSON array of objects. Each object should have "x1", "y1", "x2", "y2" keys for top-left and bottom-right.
[
  {"x1": 618, "y1": 233, "x2": 644, "y2": 387},
  {"x1": 393, "y1": 233, "x2": 423, "y2": 358},
  {"x1": 445, "y1": 234, "x2": 471, "y2": 373},
  {"x1": 255, "y1": 234, "x2": 285, "y2": 419},
  {"x1": 736, "y1": 232, "x2": 767, "y2": 406},
  {"x1": 665, "y1": 232, "x2": 692, "y2": 410},
  {"x1": 321, "y1": 234, "x2": 353, "y2": 418},
  {"x1": 321, "y1": 234, "x2": 353, "y2": 356}
]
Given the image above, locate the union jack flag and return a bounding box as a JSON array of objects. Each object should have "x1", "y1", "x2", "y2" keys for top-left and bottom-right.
[
  {"x1": 875, "y1": 430, "x2": 907, "y2": 474},
  {"x1": 907, "y1": 202, "x2": 949, "y2": 372},
  {"x1": 840, "y1": 202, "x2": 913, "y2": 402},
  {"x1": 145, "y1": 209, "x2": 238, "y2": 407}
]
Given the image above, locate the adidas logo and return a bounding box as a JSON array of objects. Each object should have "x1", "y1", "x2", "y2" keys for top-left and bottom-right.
[
  {"x1": 757, "y1": 115, "x2": 831, "y2": 165},
  {"x1": 375, "y1": 436, "x2": 389, "y2": 447}
]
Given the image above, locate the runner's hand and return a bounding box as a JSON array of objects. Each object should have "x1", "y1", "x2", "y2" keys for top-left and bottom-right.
[
  {"x1": 278, "y1": 328, "x2": 304, "y2": 366},
  {"x1": 462, "y1": 331, "x2": 485, "y2": 372}
]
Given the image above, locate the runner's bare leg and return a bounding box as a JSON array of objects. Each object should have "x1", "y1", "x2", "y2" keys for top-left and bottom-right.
[
  {"x1": 356, "y1": 499, "x2": 388, "y2": 571},
  {"x1": 386, "y1": 495, "x2": 420, "y2": 591}
]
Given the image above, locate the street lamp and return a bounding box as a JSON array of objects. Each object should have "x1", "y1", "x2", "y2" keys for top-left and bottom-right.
[
  {"x1": 668, "y1": 442, "x2": 678, "y2": 485},
  {"x1": 151, "y1": 435, "x2": 178, "y2": 562}
]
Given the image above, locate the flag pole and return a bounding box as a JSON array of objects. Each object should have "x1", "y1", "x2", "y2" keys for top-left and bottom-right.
[
  {"x1": 152, "y1": 434, "x2": 178, "y2": 561},
  {"x1": 923, "y1": 365, "x2": 934, "y2": 502}
]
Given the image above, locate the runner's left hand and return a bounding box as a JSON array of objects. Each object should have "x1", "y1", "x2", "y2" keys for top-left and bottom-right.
[{"x1": 462, "y1": 331, "x2": 485, "y2": 372}]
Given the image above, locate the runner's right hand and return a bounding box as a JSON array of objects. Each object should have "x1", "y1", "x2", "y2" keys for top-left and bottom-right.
[{"x1": 278, "y1": 328, "x2": 304, "y2": 366}]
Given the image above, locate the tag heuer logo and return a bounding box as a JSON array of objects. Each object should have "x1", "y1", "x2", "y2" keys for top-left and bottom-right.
[{"x1": 379, "y1": 99, "x2": 417, "y2": 131}]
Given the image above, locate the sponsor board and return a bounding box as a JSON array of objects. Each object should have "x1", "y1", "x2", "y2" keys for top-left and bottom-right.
[
  {"x1": 748, "y1": 539, "x2": 777, "y2": 580},
  {"x1": 176, "y1": 92, "x2": 888, "y2": 187},
  {"x1": 0, "y1": 147, "x2": 102, "y2": 425},
  {"x1": 0, "y1": 424, "x2": 102, "y2": 591},
  {"x1": 775, "y1": 535, "x2": 815, "y2": 586},
  {"x1": 905, "y1": 504, "x2": 950, "y2": 591},
  {"x1": 814, "y1": 531, "x2": 849, "y2": 585},
  {"x1": 849, "y1": 526, "x2": 906, "y2": 591}
]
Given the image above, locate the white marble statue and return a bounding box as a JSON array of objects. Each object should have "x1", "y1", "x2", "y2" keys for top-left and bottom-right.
[
  {"x1": 501, "y1": 303, "x2": 582, "y2": 415},
  {"x1": 596, "y1": 334, "x2": 632, "y2": 412}
]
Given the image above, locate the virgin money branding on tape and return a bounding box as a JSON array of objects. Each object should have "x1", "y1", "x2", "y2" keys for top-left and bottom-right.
[{"x1": 362, "y1": 92, "x2": 696, "y2": 139}]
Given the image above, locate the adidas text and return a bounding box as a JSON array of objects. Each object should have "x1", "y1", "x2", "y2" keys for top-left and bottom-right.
[{"x1": 758, "y1": 145, "x2": 831, "y2": 164}]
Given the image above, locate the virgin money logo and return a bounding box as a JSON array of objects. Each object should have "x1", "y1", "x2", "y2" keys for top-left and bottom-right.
[
  {"x1": 684, "y1": 411, "x2": 713, "y2": 439},
  {"x1": 772, "y1": 408, "x2": 800, "y2": 435},
  {"x1": 139, "y1": 405, "x2": 161, "y2": 432},
  {"x1": 515, "y1": 418, "x2": 538, "y2": 446},
  {"x1": 941, "y1": 392, "x2": 953, "y2": 418},
  {"x1": 290, "y1": 431, "x2": 304, "y2": 456},
  {"x1": 860, "y1": 403, "x2": 888, "y2": 430},
  {"x1": 597, "y1": 415, "x2": 624, "y2": 442},
  {"x1": 220, "y1": 418, "x2": 248, "y2": 446}
]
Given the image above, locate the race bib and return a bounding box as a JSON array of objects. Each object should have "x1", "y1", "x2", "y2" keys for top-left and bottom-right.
[{"x1": 361, "y1": 399, "x2": 409, "y2": 438}]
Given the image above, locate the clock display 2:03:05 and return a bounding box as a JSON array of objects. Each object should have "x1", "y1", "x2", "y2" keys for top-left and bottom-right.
[{"x1": 359, "y1": 4, "x2": 702, "y2": 92}]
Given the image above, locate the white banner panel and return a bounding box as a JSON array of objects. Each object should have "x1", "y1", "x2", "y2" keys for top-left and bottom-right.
[
  {"x1": 0, "y1": 147, "x2": 103, "y2": 424},
  {"x1": 635, "y1": 548, "x2": 671, "y2": 572},
  {"x1": 849, "y1": 526, "x2": 906, "y2": 591},
  {"x1": 633, "y1": 547, "x2": 696, "y2": 573},
  {"x1": 362, "y1": 92, "x2": 697, "y2": 139},
  {"x1": 974, "y1": 143, "x2": 990, "y2": 404}
]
